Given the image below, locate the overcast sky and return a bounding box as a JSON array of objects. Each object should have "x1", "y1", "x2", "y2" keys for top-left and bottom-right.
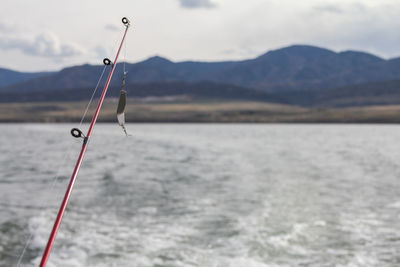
[{"x1": 1, "y1": 0, "x2": 400, "y2": 71}]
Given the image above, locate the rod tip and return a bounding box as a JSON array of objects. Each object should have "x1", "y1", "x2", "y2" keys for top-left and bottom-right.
[{"x1": 122, "y1": 17, "x2": 130, "y2": 27}]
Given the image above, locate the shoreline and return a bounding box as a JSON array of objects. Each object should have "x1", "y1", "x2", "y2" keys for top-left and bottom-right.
[{"x1": 2, "y1": 100, "x2": 400, "y2": 124}]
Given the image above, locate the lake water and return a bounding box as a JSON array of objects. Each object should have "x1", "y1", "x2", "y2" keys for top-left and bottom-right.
[{"x1": 1, "y1": 123, "x2": 400, "y2": 267}]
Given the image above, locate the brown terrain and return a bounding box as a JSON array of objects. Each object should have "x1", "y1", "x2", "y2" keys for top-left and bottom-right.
[{"x1": 2, "y1": 100, "x2": 400, "y2": 123}]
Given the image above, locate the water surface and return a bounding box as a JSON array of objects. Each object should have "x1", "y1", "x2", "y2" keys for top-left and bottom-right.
[{"x1": 1, "y1": 124, "x2": 400, "y2": 266}]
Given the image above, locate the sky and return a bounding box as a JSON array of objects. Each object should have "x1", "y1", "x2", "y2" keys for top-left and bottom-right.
[{"x1": 1, "y1": 0, "x2": 400, "y2": 72}]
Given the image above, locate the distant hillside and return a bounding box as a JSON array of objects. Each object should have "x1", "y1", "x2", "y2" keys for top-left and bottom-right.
[
  {"x1": 5, "y1": 78, "x2": 400, "y2": 108},
  {"x1": 278, "y1": 80, "x2": 400, "y2": 107},
  {"x1": 4, "y1": 45, "x2": 400, "y2": 94},
  {"x1": 0, "y1": 68, "x2": 53, "y2": 88},
  {"x1": 207, "y1": 46, "x2": 386, "y2": 91},
  {"x1": 0, "y1": 82, "x2": 284, "y2": 104}
]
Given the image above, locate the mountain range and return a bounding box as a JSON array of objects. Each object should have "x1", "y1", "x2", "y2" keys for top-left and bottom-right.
[
  {"x1": 0, "y1": 68, "x2": 53, "y2": 88},
  {"x1": 2, "y1": 45, "x2": 400, "y2": 106}
]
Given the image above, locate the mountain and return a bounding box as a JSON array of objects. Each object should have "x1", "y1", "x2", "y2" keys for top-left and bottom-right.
[
  {"x1": 209, "y1": 46, "x2": 386, "y2": 91},
  {"x1": 0, "y1": 57, "x2": 237, "y2": 93},
  {"x1": 0, "y1": 68, "x2": 53, "y2": 88},
  {"x1": 278, "y1": 79, "x2": 400, "y2": 107},
  {"x1": 4, "y1": 44, "x2": 400, "y2": 109},
  {"x1": 0, "y1": 82, "x2": 283, "y2": 103},
  {"x1": 320, "y1": 79, "x2": 400, "y2": 107},
  {"x1": 4, "y1": 45, "x2": 399, "y2": 94},
  {"x1": 0, "y1": 64, "x2": 107, "y2": 93}
]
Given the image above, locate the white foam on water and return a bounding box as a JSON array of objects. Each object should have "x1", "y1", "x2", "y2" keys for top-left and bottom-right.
[
  {"x1": 199, "y1": 255, "x2": 281, "y2": 267},
  {"x1": 137, "y1": 206, "x2": 158, "y2": 215},
  {"x1": 387, "y1": 201, "x2": 400, "y2": 209},
  {"x1": 28, "y1": 215, "x2": 53, "y2": 250},
  {"x1": 226, "y1": 257, "x2": 283, "y2": 267},
  {"x1": 4, "y1": 124, "x2": 400, "y2": 266},
  {"x1": 340, "y1": 213, "x2": 382, "y2": 243},
  {"x1": 313, "y1": 220, "x2": 327, "y2": 227},
  {"x1": 336, "y1": 213, "x2": 382, "y2": 266},
  {"x1": 336, "y1": 252, "x2": 379, "y2": 267},
  {"x1": 29, "y1": 211, "x2": 200, "y2": 266},
  {"x1": 267, "y1": 223, "x2": 309, "y2": 253}
]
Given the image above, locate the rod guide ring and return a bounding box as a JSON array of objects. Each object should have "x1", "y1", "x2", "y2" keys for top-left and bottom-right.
[
  {"x1": 122, "y1": 17, "x2": 130, "y2": 26},
  {"x1": 103, "y1": 58, "x2": 112, "y2": 66},
  {"x1": 71, "y1": 128, "x2": 84, "y2": 138}
]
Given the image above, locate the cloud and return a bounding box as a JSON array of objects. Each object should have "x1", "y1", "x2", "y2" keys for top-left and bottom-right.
[
  {"x1": 312, "y1": 2, "x2": 367, "y2": 15},
  {"x1": 313, "y1": 4, "x2": 344, "y2": 14},
  {"x1": 0, "y1": 21, "x2": 18, "y2": 33},
  {"x1": 0, "y1": 31, "x2": 84, "y2": 60},
  {"x1": 104, "y1": 24, "x2": 119, "y2": 32},
  {"x1": 178, "y1": 0, "x2": 216, "y2": 9},
  {"x1": 94, "y1": 45, "x2": 108, "y2": 58},
  {"x1": 220, "y1": 46, "x2": 259, "y2": 58}
]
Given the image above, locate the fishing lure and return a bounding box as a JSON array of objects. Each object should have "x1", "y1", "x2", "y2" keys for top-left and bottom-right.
[{"x1": 117, "y1": 71, "x2": 129, "y2": 136}]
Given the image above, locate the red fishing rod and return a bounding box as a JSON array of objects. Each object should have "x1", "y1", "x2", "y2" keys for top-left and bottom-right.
[{"x1": 39, "y1": 17, "x2": 131, "y2": 267}]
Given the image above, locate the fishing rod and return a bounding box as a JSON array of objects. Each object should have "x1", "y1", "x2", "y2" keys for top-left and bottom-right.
[{"x1": 39, "y1": 17, "x2": 131, "y2": 267}]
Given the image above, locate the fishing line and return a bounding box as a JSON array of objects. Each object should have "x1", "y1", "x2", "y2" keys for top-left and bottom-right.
[
  {"x1": 15, "y1": 64, "x2": 110, "y2": 267},
  {"x1": 79, "y1": 65, "x2": 108, "y2": 126},
  {"x1": 123, "y1": 31, "x2": 127, "y2": 76}
]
